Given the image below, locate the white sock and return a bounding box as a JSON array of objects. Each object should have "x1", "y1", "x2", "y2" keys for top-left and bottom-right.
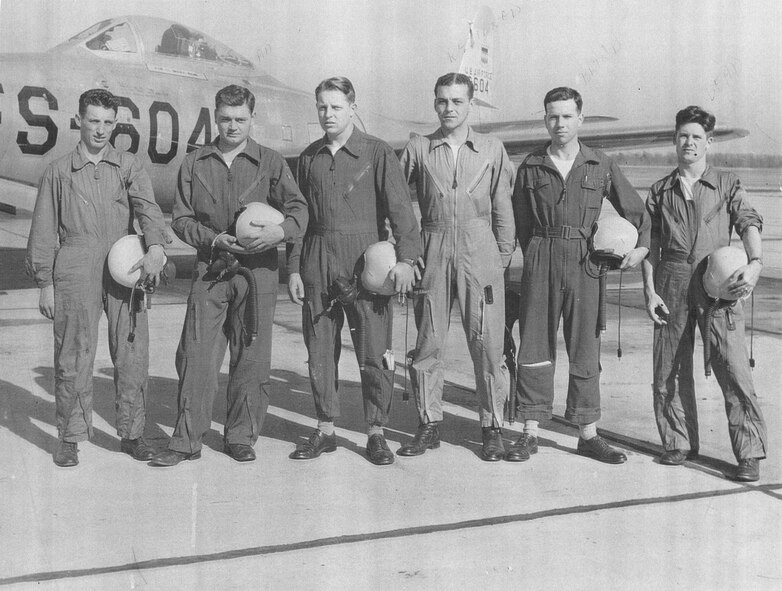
[
  {"x1": 579, "y1": 422, "x2": 597, "y2": 440},
  {"x1": 523, "y1": 420, "x2": 539, "y2": 438},
  {"x1": 317, "y1": 421, "x2": 335, "y2": 436},
  {"x1": 367, "y1": 425, "x2": 384, "y2": 437}
]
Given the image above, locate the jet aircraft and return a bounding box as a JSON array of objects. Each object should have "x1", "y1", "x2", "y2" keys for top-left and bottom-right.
[{"x1": 0, "y1": 9, "x2": 748, "y2": 215}]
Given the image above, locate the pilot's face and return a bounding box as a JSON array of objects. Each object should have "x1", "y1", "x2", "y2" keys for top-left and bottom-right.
[
  {"x1": 215, "y1": 103, "x2": 253, "y2": 149},
  {"x1": 76, "y1": 105, "x2": 116, "y2": 154},
  {"x1": 316, "y1": 90, "x2": 354, "y2": 139},
  {"x1": 675, "y1": 122, "x2": 712, "y2": 166},
  {"x1": 544, "y1": 99, "x2": 583, "y2": 147},
  {"x1": 434, "y1": 84, "x2": 472, "y2": 132}
]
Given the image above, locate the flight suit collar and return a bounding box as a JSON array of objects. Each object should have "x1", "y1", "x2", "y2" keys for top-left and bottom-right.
[
  {"x1": 71, "y1": 143, "x2": 123, "y2": 171},
  {"x1": 428, "y1": 126, "x2": 480, "y2": 153},
  {"x1": 313, "y1": 126, "x2": 365, "y2": 159},
  {"x1": 662, "y1": 165, "x2": 718, "y2": 191},
  {"x1": 196, "y1": 137, "x2": 263, "y2": 165},
  {"x1": 526, "y1": 141, "x2": 599, "y2": 168}
]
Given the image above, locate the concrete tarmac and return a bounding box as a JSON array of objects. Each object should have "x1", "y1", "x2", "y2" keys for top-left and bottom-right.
[{"x1": 1, "y1": 236, "x2": 780, "y2": 590}]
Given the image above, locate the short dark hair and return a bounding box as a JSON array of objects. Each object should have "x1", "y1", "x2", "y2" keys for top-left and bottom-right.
[
  {"x1": 675, "y1": 105, "x2": 715, "y2": 134},
  {"x1": 215, "y1": 85, "x2": 255, "y2": 113},
  {"x1": 78, "y1": 89, "x2": 118, "y2": 116},
  {"x1": 434, "y1": 73, "x2": 474, "y2": 100},
  {"x1": 315, "y1": 77, "x2": 356, "y2": 104},
  {"x1": 544, "y1": 87, "x2": 583, "y2": 114}
]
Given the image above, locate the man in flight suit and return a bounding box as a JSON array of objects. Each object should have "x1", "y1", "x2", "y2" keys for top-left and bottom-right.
[
  {"x1": 508, "y1": 87, "x2": 649, "y2": 464},
  {"x1": 26, "y1": 88, "x2": 169, "y2": 467},
  {"x1": 150, "y1": 85, "x2": 307, "y2": 466},
  {"x1": 397, "y1": 73, "x2": 515, "y2": 461},
  {"x1": 642, "y1": 106, "x2": 767, "y2": 482},
  {"x1": 287, "y1": 77, "x2": 420, "y2": 465}
]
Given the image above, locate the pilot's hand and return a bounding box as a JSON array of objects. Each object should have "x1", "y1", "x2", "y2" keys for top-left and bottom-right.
[
  {"x1": 288, "y1": 272, "x2": 305, "y2": 305},
  {"x1": 412, "y1": 256, "x2": 425, "y2": 283},
  {"x1": 39, "y1": 285, "x2": 55, "y2": 320},
  {"x1": 130, "y1": 244, "x2": 166, "y2": 287},
  {"x1": 389, "y1": 262, "x2": 415, "y2": 296},
  {"x1": 726, "y1": 260, "x2": 762, "y2": 300},
  {"x1": 244, "y1": 223, "x2": 284, "y2": 254},
  {"x1": 644, "y1": 289, "x2": 668, "y2": 326},
  {"x1": 620, "y1": 246, "x2": 649, "y2": 270},
  {"x1": 213, "y1": 232, "x2": 247, "y2": 255}
]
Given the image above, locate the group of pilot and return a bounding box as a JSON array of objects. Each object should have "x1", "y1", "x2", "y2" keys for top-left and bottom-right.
[{"x1": 25, "y1": 75, "x2": 767, "y2": 482}]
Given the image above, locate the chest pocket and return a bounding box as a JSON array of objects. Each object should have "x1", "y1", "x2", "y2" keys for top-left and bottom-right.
[
  {"x1": 466, "y1": 160, "x2": 492, "y2": 217},
  {"x1": 466, "y1": 160, "x2": 491, "y2": 195},
  {"x1": 191, "y1": 168, "x2": 219, "y2": 225},
  {"x1": 59, "y1": 178, "x2": 93, "y2": 234}
]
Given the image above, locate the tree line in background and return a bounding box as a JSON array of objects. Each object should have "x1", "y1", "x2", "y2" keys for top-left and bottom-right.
[{"x1": 613, "y1": 151, "x2": 782, "y2": 168}]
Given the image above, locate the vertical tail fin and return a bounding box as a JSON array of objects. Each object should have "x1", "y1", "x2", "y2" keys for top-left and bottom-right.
[{"x1": 459, "y1": 6, "x2": 497, "y2": 109}]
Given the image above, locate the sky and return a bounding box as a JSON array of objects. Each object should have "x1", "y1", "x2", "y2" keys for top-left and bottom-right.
[{"x1": 0, "y1": 0, "x2": 779, "y2": 154}]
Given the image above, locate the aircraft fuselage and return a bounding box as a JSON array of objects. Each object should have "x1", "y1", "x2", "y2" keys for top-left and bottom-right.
[{"x1": 0, "y1": 48, "x2": 320, "y2": 212}]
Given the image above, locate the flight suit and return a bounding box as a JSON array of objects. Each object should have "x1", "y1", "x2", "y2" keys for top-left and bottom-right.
[
  {"x1": 512, "y1": 143, "x2": 649, "y2": 424},
  {"x1": 400, "y1": 128, "x2": 515, "y2": 427},
  {"x1": 647, "y1": 167, "x2": 767, "y2": 461},
  {"x1": 168, "y1": 139, "x2": 307, "y2": 453},
  {"x1": 26, "y1": 144, "x2": 169, "y2": 442},
  {"x1": 289, "y1": 128, "x2": 420, "y2": 426}
]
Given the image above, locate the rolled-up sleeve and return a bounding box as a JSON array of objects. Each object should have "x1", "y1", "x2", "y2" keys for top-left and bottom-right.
[
  {"x1": 728, "y1": 175, "x2": 763, "y2": 237},
  {"x1": 286, "y1": 154, "x2": 310, "y2": 275},
  {"x1": 25, "y1": 165, "x2": 59, "y2": 288},
  {"x1": 171, "y1": 153, "x2": 218, "y2": 250},
  {"x1": 608, "y1": 159, "x2": 650, "y2": 249},
  {"x1": 376, "y1": 143, "x2": 421, "y2": 262},
  {"x1": 490, "y1": 141, "x2": 516, "y2": 266},
  {"x1": 512, "y1": 162, "x2": 534, "y2": 252},
  {"x1": 126, "y1": 156, "x2": 170, "y2": 248},
  {"x1": 268, "y1": 154, "x2": 308, "y2": 243}
]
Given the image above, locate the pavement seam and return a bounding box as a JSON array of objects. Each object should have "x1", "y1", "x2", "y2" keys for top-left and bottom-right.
[{"x1": 1, "y1": 484, "x2": 775, "y2": 587}]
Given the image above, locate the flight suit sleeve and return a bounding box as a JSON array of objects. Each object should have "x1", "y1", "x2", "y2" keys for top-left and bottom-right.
[
  {"x1": 727, "y1": 175, "x2": 763, "y2": 237},
  {"x1": 490, "y1": 141, "x2": 516, "y2": 267},
  {"x1": 171, "y1": 153, "x2": 218, "y2": 250},
  {"x1": 267, "y1": 154, "x2": 308, "y2": 243},
  {"x1": 376, "y1": 142, "x2": 421, "y2": 262},
  {"x1": 286, "y1": 154, "x2": 309, "y2": 275},
  {"x1": 126, "y1": 156, "x2": 171, "y2": 248},
  {"x1": 511, "y1": 159, "x2": 534, "y2": 252},
  {"x1": 645, "y1": 186, "x2": 662, "y2": 265},
  {"x1": 25, "y1": 164, "x2": 59, "y2": 288},
  {"x1": 607, "y1": 158, "x2": 650, "y2": 249},
  {"x1": 399, "y1": 138, "x2": 419, "y2": 185}
]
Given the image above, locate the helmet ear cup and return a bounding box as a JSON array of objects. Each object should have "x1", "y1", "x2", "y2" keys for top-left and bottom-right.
[
  {"x1": 703, "y1": 246, "x2": 748, "y2": 300},
  {"x1": 360, "y1": 241, "x2": 397, "y2": 295},
  {"x1": 234, "y1": 202, "x2": 285, "y2": 247},
  {"x1": 108, "y1": 235, "x2": 147, "y2": 288}
]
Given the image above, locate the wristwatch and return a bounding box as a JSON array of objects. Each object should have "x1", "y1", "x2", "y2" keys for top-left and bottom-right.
[
  {"x1": 401, "y1": 258, "x2": 416, "y2": 268},
  {"x1": 749, "y1": 257, "x2": 763, "y2": 266}
]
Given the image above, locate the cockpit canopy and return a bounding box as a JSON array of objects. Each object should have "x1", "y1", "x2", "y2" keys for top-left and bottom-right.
[{"x1": 63, "y1": 15, "x2": 255, "y2": 69}]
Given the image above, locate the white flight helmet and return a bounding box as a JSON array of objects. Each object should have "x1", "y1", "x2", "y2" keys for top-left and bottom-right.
[
  {"x1": 108, "y1": 235, "x2": 147, "y2": 288},
  {"x1": 703, "y1": 246, "x2": 747, "y2": 300},
  {"x1": 235, "y1": 202, "x2": 285, "y2": 247},
  {"x1": 361, "y1": 241, "x2": 397, "y2": 295},
  {"x1": 591, "y1": 216, "x2": 638, "y2": 260}
]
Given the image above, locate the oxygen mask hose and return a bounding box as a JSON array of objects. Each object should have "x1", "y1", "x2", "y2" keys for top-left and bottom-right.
[
  {"x1": 236, "y1": 267, "x2": 259, "y2": 343},
  {"x1": 749, "y1": 291, "x2": 756, "y2": 369},
  {"x1": 704, "y1": 299, "x2": 720, "y2": 377},
  {"x1": 617, "y1": 270, "x2": 623, "y2": 358},
  {"x1": 597, "y1": 263, "x2": 608, "y2": 333}
]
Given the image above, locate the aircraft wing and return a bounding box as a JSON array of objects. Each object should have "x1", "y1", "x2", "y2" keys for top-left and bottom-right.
[{"x1": 385, "y1": 118, "x2": 749, "y2": 156}]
